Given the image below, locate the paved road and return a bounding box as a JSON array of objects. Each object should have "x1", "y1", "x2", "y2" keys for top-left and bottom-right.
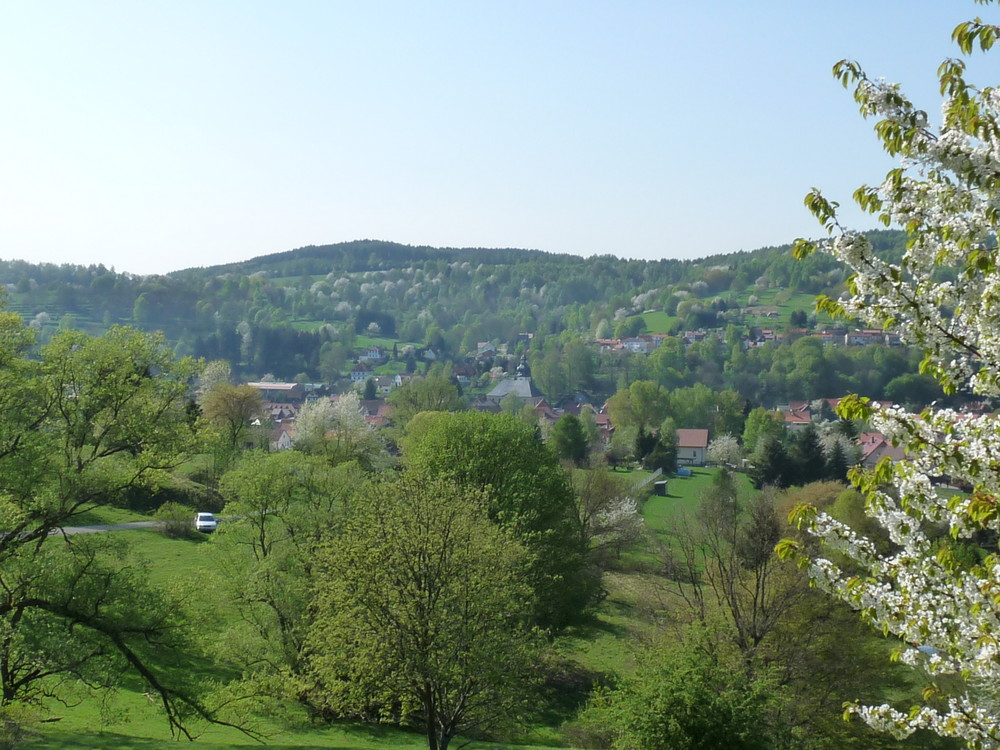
[{"x1": 54, "y1": 521, "x2": 162, "y2": 535}]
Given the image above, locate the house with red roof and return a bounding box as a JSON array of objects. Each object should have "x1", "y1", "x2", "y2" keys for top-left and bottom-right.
[
  {"x1": 676, "y1": 429, "x2": 709, "y2": 466},
  {"x1": 857, "y1": 431, "x2": 905, "y2": 469}
]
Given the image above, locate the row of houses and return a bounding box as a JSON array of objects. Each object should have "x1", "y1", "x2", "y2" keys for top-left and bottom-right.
[
  {"x1": 594, "y1": 327, "x2": 904, "y2": 359},
  {"x1": 595, "y1": 331, "x2": 713, "y2": 354},
  {"x1": 747, "y1": 328, "x2": 903, "y2": 348}
]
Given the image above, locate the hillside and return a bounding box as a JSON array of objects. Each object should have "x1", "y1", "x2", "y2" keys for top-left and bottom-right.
[{"x1": 0, "y1": 231, "x2": 917, "y2": 406}]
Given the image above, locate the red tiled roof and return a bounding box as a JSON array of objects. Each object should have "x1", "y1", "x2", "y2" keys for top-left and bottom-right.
[{"x1": 676, "y1": 428, "x2": 709, "y2": 448}]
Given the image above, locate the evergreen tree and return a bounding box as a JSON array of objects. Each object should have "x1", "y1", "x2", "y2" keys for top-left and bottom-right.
[
  {"x1": 749, "y1": 436, "x2": 788, "y2": 489},
  {"x1": 791, "y1": 423, "x2": 826, "y2": 486},
  {"x1": 634, "y1": 426, "x2": 658, "y2": 461},
  {"x1": 551, "y1": 413, "x2": 589, "y2": 466},
  {"x1": 826, "y1": 440, "x2": 849, "y2": 483},
  {"x1": 644, "y1": 418, "x2": 678, "y2": 474}
]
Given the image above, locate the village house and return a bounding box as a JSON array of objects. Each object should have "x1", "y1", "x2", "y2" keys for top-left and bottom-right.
[
  {"x1": 530, "y1": 398, "x2": 560, "y2": 430},
  {"x1": 595, "y1": 338, "x2": 622, "y2": 351},
  {"x1": 676, "y1": 429, "x2": 709, "y2": 466},
  {"x1": 358, "y1": 345, "x2": 387, "y2": 363},
  {"x1": 350, "y1": 362, "x2": 373, "y2": 382},
  {"x1": 682, "y1": 330, "x2": 709, "y2": 344},
  {"x1": 780, "y1": 405, "x2": 812, "y2": 431},
  {"x1": 593, "y1": 411, "x2": 614, "y2": 449},
  {"x1": 452, "y1": 363, "x2": 477, "y2": 387},
  {"x1": 857, "y1": 431, "x2": 905, "y2": 469},
  {"x1": 619, "y1": 336, "x2": 660, "y2": 354},
  {"x1": 373, "y1": 375, "x2": 394, "y2": 395},
  {"x1": 245, "y1": 381, "x2": 305, "y2": 403},
  {"x1": 845, "y1": 329, "x2": 902, "y2": 346},
  {"x1": 358, "y1": 399, "x2": 393, "y2": 428},
  {"x1": 270, "y1": 423, "x2": 295, "y2": 451},
  {"x1": 777, "y1": 398, "x2": 842, "y2": 430},
  {"x1": 263, "y1": 402, "x2": 298, "y2": 422}
]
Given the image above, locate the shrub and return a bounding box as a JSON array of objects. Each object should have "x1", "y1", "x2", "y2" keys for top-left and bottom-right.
[{"x1": 154, "y1": 501, "x2": 196, "y2": 539}]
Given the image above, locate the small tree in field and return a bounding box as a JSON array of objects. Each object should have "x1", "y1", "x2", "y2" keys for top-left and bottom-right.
[
  {"x1": 707, "y1": 433, "x2": 742, "y2": 466},
  {"x1": 781, "y1": 4, "x2": 1000, "y2": 745},
  {"x1": 154, "y1": 502, "x2": 195, "y2": 539}
]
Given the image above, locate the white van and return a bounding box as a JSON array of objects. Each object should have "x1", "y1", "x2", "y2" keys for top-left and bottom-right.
[{"x1": 194, "y1": 512, "x2": 218, "y2": 533}]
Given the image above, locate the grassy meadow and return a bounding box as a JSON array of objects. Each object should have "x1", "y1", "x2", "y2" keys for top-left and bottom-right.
[{"x1": 22, "y1": 466, "x2": 745, "y2": 749}]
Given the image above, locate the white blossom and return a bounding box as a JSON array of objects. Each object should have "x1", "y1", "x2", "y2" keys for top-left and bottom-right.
[{"x1": 789, "y1": 10, "x2": 1000, "y2": 746}]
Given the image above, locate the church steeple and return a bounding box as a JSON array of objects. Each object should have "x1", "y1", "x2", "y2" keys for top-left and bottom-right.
[{"x1": 515, "y1": 354, "x2": 531, "y2": 379}]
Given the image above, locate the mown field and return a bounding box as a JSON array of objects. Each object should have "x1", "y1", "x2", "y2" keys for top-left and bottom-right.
[{"x1": 21, "y1": 467, "x2": 749, "y2": 749}]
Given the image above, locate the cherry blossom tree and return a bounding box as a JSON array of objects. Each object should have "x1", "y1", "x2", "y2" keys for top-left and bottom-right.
[
  {"x1": 707, "y1": 433, "x2": 742, "y2": 466},
  {"x1": 779, "y1": 4, "x2": 1000, "y2": 746},
  {"x1": 295, "y1": 392, "x2": 387, "y2": 470}
]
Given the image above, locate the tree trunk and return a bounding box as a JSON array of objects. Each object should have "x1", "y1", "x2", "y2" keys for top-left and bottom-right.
[{"x1": 424, "y1": 691, "x2": 438, "y2": 750}]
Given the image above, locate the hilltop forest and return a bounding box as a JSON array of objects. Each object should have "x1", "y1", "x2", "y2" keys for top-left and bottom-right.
[{"x1": 0, "y1": 231, "x2": 935, "y2": 409}]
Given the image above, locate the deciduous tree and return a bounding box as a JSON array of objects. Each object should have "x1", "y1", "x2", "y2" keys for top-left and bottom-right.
[
  {"x1": 294, "y1": 393, "x2": 387, "y2": 469},
  {"x1": 201, "y1": 382, "x2": 263, "y2": 452},
  {"x1": 591, "y1": 632, "x2": 789, "y2": 750},
  {"x1": 386, "y1": 375, "x2": 463, "y2": 428},
  {"x1": 215, "y1": 451, "x2": 359, "y2": 705},
  {"x1": 571, "y1": 466, "x2": 644, "y2": 566},
  {"x1": 0, "y1": 324, "x2": 239, "y2": 737},
  {"x1": 402, "y1": 411, "x2": 598, "y2": 629},
  {"x1": 307, "y1": 472, "x2": 541, "y2": 750},
  {"x1": 707, "y1": 433, "x2": 742, "y2": 466},
  {"x1": 742, "y1": 407, "x2": 785, "y2": 455}
]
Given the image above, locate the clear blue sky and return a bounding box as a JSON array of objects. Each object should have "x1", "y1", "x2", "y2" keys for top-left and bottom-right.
[{"x1": 0, "y1": 1, "x2": 990, "y2": 275}]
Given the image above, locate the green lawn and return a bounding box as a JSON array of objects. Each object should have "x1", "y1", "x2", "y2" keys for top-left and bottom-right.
[
  {"x1": 731, "y1": 289, "x2": 837, "y2": 330},
  {"x1": 638, "y1": 310, "x2": 678, "y2": 334},
  {"x1": 287, "y1": 319, "x2": 326, "y2": 332},
  {"x1": 70, "y1": 505, "x2": 151, "y2": 526},
  {"x1": 640, "y1": 467, "x2": 753, "y2": 535},
  {"x1": 26, "y1": 700, "x2": 566, "y2": 750},
  {"x1": 26, "y1": 712, "x2": 560, "y2": 750},
  {"x1": 373, "y1": 360, "x2": 406, "y2": 376}
]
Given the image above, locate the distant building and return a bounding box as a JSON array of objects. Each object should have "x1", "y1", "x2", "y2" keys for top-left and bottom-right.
[
  {"x1": 358, "y1": 345, "x2": 387, "y2": 363},
  {"x1": 393, "y1": 373, "x2": 415, "y2": 388},
  {"x1": 486, "y1": 356, "x2": 543, "y2": 404},
  {"x1": 245, "y1": 382, "x2": 304, "y2": 403},
  {"x1": 777, "y1": 398, "x2": 843, "y2": 429},
  {"x1": 676, "y1": 429, "x2": 709, "y2": 466},
  {"x1": 845, "y1": 329, "x2": 902, "y2": 346},
  {"x1": 350, "y1": 362, "x2": 373, "y2": 382},
  {"x1": 270, "y1": 423, "x2": 295, "y2": 451},
  {"x1": 263, "y1": 402, "x2": 299, "y2": 422},
  {"x1": 620, "y1": 336, "x2": 658, "y2": 354},
  {"x1": 857, "y1": 431, "x2": 905, "y2": 469}
]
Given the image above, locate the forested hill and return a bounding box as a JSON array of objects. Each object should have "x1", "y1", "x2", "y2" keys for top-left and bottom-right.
[
  {"x1": 171, "y1": 239, "x2": 584, "y2": 278},
  {"x1": 0, "y1": 230, "x2": 911, "y2": 403},
  {"x1": 170, "y1": 232, "x2": 908, "y2": 283}
]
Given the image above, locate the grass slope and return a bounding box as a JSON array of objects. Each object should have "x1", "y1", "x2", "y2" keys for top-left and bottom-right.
[{"x1": 25, "y1": 468, "x2": 728, "y2": 749}]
